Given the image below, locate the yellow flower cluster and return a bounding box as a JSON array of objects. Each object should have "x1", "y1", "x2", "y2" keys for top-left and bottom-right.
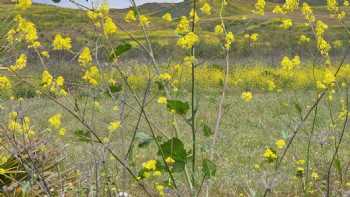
[
  {"x1": 0, "y1": 76, "x2": 12, "y2": 90},
  {"x1": 280, "y1": 19, "x2": 293, "y2": 30},
  {"x1": 124, "y1": 10, "x2": 137, "y2": 23},
  {"x1": 176, "y1": 16, "x2": 190, "y2": 34},
  {"x1": 7, "y1": 15, "x2": 39, "y2": 48},
  {"x1": 9, "y1": 54, "x2": 27, "y2": 72},
  {"x1": 177, "y1": 32, "x2": 199, "y2": 49},
  {"x1": 301, "y1": 3, "x2": 315, "y2": 23},
  {"x1": 162, "y1": 13, "x2": 172, "y2": 22},
  {"x1": 140, "y1": 159, "x2": 162, "y2": 179},
  {"x1": 241, "y1": 91, "x2": 253, "y2": 102},
  {"x1": 157, "y1": 96, "x2": 167, "y2": 104},
  {"x1": 189, "y1": 9, "x2": 200, "y2": 23},
  {"x1": 200, "y1": 3, "x2": 212, "y2": 15},
  {"x1": 16, "y1": 0, "x2": 32, "y2": 10},
  {"x1": 48, "y1": 113, "x2": 66, "y2": 136},
  {"x1": 86, "y1": 4, "x2": 118, "y2": 36},
  {"x1": 78, "y1": 47, "x2": 92, "y2": 66},
  {"x1": 224, "y1": 32, "x2": 235, "y2": 49},
  {"x1": 139, "y1": 15, "x2": 151, "y2": 26},
  {"x1": 315, "y1": 20, "x2": 331, "y2": 57},
  {"x1": 281, "y1": 55, "x2": 300, "y2": 71},
  {"x1": 82, "y1": 66, "x2": 100, "y2": 86},
  {"x1": 214, "y1": 24, "x2": 224, "y2": 34},
  {"x1": 263, "y1": 148, "x2": 277, "y2": 162},
  {"x1": 53, "y1": 34, "x2": 72, "y2": 50},
  {"x1": 254, "y1": 0, "x2": 266, "y2": 15},
  {"x1": 275, "y1": 139, "x2": 286, "y2": 149},
  {"x1": 273, "y1": 0, "x2": 299, "y2": 14},
  {"x1": 159, "y1": 73, "x2": 172, "y2": 81},
  {"x1": 8, "y1": 112, "x2": 35, "y2": 136},
  {"x1": 41, "y1": 70, "x2": 67, "y2": 96},
  {"x1": 108, "y1": 121, "x2": 121, "y2": 133}
]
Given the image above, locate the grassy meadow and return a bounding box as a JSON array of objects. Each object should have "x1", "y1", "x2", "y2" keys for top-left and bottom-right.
[{"x1": 1, "y1": 0, "x2": 350, "y2": 196}]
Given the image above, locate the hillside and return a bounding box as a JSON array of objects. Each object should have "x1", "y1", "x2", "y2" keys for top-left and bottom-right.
[{"x1": 1, "y1": 0, "x2": 349, "y2": 63}]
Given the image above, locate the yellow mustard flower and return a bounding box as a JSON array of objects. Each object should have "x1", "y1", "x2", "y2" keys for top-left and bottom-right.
[
  {"x1": 143, "y1": 160, "x2": 157, "y2": 171},
  {"x1": 10, "y1": 54, "x2": 27, "y2": 72},
  {"x1": 241, "y1": 91, "x2": 253, "y2": 102},
  {"x1": 157, "y1": 96, "x2": 167, "y2": 104},
  {"x1": 125, "y1": 10, "x2": 136, "y2": 23},
  {"x1": 103, "y1": 16, "x2": 118, "y2": 35},
  {"x1": 275, "y1": 139, "x2": 286, "y2": 149},
  {"x1": 108, "y1": 121, "x2": 121, "y2": 132},
  {"x1": 177, "y1": 32, "x2": 199, "y2": 49},
  {"x1": 48, "y1": 114, "x2": 62, "y2": 129},
  {"x1": 200, "y1": 3, "x2": 212, "y2": 15},
  {"x1": 82, "y1": 66, "x2": 100, "y2": 86},
  {"x1": 263, "y1": 148, "x2": 277, "y2": 162},
  {"x1": 16, "y1": 0, "x2": 32, "y2": 10},
  {"x1": 162, "y1": 13, "x2": 172, "y2": 22},
  {"x1": 52, "y1": 34, "x2": 72, "y2": 50},
  {"x1": 78, "y1": 47, "x2": 92, "y2": 66}
]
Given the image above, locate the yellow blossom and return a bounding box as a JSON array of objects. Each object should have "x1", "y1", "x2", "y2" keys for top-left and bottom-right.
[
  {"x1": 311, "y1": 172, "x2": 319, "y2": 180},
  {"x1": 250, "y1": 33, "x2": 259, "y2": 42},
  {"x1": 82, "y1": 66, "x2": 100, "y2": 86},
  {"x1": 10, "y1": 54, "x2": 27, "y2": 71},
  {"x1": 103, "y1": 16, "x2": 118, "y2": 35},
  {"x1": 108, "y1": 121, "x2": 121, "y2": 132},
  {"x1": 275, "y1": 139, "x2": 286, "y2": 149},
  {"x1": 280, "y1": 19, "x2": 293, "y2": 29},
  {"x1": 16, "y1": 0, "x2": 32, "y2": 10},
  {"x1": 53, "y1": 34, "x2": 72, "y2": 50},
  {"x1": 254, "y1": 0, "x2": 266, "y2": 15},
  {"x1": 125, "y1": 10, "x2": 136, "y2": 23},
  {"x1": 214, "y1": 24, "x2": 224, "y2": 34},
  {"x1": 263, "y1": 148, "x2": 277, "y2": 162},
  {"x1": 200, "y1": 3, "x2": 212, "y2": 15},
  {"x1": 176, "y1": 16, "x2": 190, "y2": 34},
  {"x1": 41, "y1": 70, "x2": 53, "y2": 87},
  {"x1": 177, "y1": 32, "x2": 199, "y2": 49},
  {"x1": 78, "y1": 47, "x2": 92, "y2": 66},
  {"x1": 224, "y1": 32, "x2": 235, "y2": 49},
  {"x1": 48, "y1": 114, "x2": 62, "y2": 129},
  {"x1": 165, "y1": 157, "x2": 175, "y2": 165},
  {"x1": 162, "y1": 13, "x2": 172, "y2": 22},
  {"x1": 159, "y1": 73, "x2": 172, "y2": 81},
  {"x1": 241, "y1": 91, "x2": 253, "y2": 102},
  {"x1": 155, "y1": 183, "x2": 165, "y2": 196},
  {"x1": 157, "y1": 96, "x2": 167, "y2": 104},
  {"x1": 143, "y1": 160, "x2": 157, "y2": 171},
  {"x1": 58, "y1": 128, "x2": 66, "y2": 136},
  {"x1": 139, "y1": 15, "x2": 150, "y2": 26}
]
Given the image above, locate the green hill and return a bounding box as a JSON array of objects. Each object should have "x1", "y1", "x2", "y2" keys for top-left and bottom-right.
[{"x1": 0, "y1": 0, "x2": 349, "y2": 63}]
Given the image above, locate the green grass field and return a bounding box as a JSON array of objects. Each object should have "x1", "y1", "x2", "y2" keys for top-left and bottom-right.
[{"x1": 1, "y1": 0, "x2": 350, "y2": 196}]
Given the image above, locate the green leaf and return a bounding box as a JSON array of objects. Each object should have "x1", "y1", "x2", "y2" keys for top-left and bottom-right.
[
  {"x1": 135, "y1": 131, "x2": 153, "y2": 148},
  {"x1": 74, "y1": 129, "x2": 92, "y2": 142},
  {"x1": 166, "y1": 100, "x2": 190, "y2": 115},
  {"x1": 202, "y1": 159, "x2": 216, "y2": 178},
  {"x1": 158, "y1": 138, "x2": 187, "y2": 172},
  {"x1": 335, "y1": 158, "x2": 342, "y2": 176},
  {"x1": 202, "y1": 123, "x2": 213, "y2": 137},
  {"x1": 109, "y1": 43, "x2": 132, "y2": 61}
]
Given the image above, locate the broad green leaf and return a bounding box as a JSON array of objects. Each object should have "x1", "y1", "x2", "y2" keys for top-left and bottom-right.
[
  {"x1": 109, "y1": 43, "x2": 132, "y2": 61},
  {"x1": 74, "y1": 129, "x2": 92, "y2": 142},
  {"x1": 202, "y1": 159, "x2": 216, "y2": 178},
  {"x1": 202, "y1": 123, "x2": 213, "y2": 137},
  {"x1": 158, "y1": 138, "x2": 187, "y2": 172},
  {"x1": 166, "y1": 100, "x2": 190, "y2": 115},
  {"x1": 135, "y1": 131, "x2": 153, "y2": 148}
]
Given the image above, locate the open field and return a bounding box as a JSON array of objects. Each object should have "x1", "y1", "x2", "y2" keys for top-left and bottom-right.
[{"x1": 1, "y1": 0, "x2": 350, "y2": 196}]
